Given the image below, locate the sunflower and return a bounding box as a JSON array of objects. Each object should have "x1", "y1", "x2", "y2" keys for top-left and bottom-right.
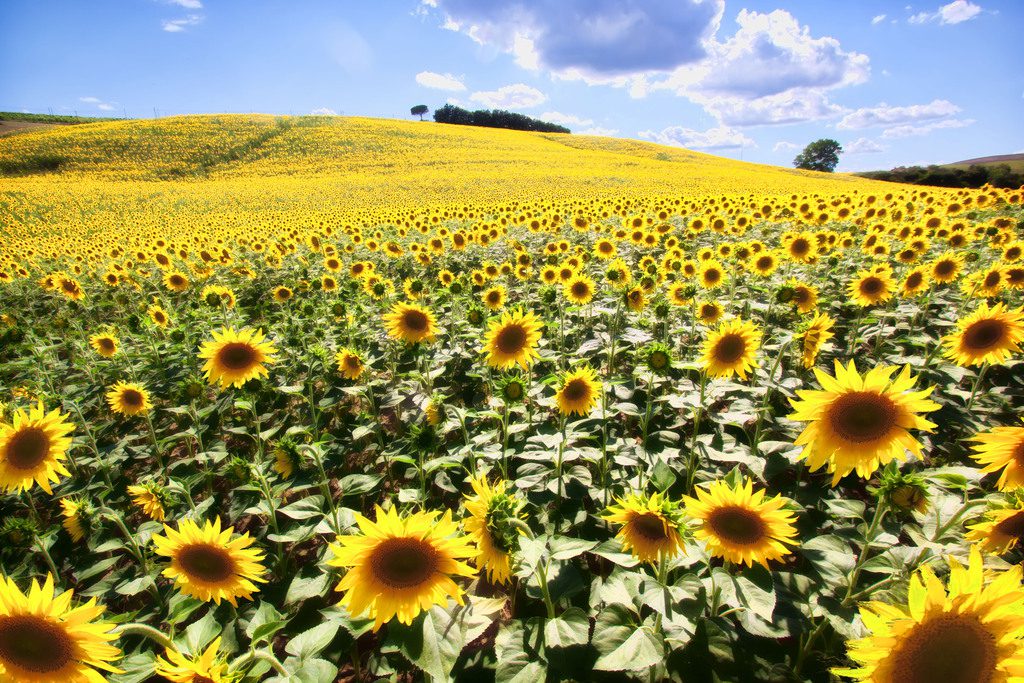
[
  {"x1": 335, "y1": 348, "x2": 365, "y2": 380},
  {"x1": 463, "y1": 475, "x2": 523, "y2": 584},
  {"x1": 801, "y1": 312, "x2": 835, "y2": 369},
  {"x1": 483, "y1": 308, "x2": 543, "y2": 370},
  {"x1": 835, "y1": 546, "x2": 1024, "y2": 683},
  {"x1": 603, "y1": 492, "x2": 686, "y2": 564},
  {"x1": 0, "y1": 574, "x2": 122, "y2": 683},
  {"x1": 60, "y1": 498, "x2": 88, "y2": 542},
  {"x1": 127, "y1": 483, "x2": 166, "y2": 521},
  {"x1": 698, "y1": 260, "x2": 727, "y2": 290},
  {"x1": 563, "y1": 274, "x2": 595, "y2": 305},
  {"x1": 697, "y1": 301, "x2": 723, "y2": 325},
  {"x1": 701, "y1": 319, "x2": 761, "y2": 380},
  {"x1": 668, "y1": 282, "x2": 691, "y2": 306},
  {"x1": 930, "y1": 251, "x2": 963, "y2": 283},
  {"x1": 152, "y1": 518, "x2": 267, "y2": 606},
  {"x1": 326, "y1": 506, "x2": 477, "y2": 631},
  {"x1": 594, "y1": 239, "x2": 616, "y2": 259},
  {"x1": 850, "y1": 269, "x2": 894, "y2": 307},
  {"x1": 684, "y1": 478, "x2": 799, "y2": 568},
  {"x1": 943, "y1": 301, "x2": 1024, "y2": 367},
  {"x1": 965, "y1": 503, "x2": 1024, "y2": 555},
  {"x1": 89, "y1": 333, "x2": 118, "y2": 358},
  {"x1": 383, "y1": 302, "x2": 438, "y2": 345},
  {"x1": 0, "y1": 402, "x2": 75, "y2": 494},
  {"x1": 198, "y1": 327, "x2": 278, "y2": 389},
  {"x1": 154, "y1": 637, "x2": 232, "y2": 683},
  {"x1": 148, "y1": 303, "x2": 170, "y2": 327},
  {"x1": 482, "y1": 285, "x2": 506, "y2": 310},
  {"x1": 554, "y1": 365, "x2": 601, "y2": 416},
  {"x1": 788, "y1": 361, "x2": 939, "y2": 485},
  {"x1": 749, "y1": 252, "x2": 778, "y2": 277},
  {"x1": 164, "y1": 271, "x2": 190, "y2": 293},
  {"x1": 57, "y1": 276, "x2": 85, "y2": 301},
  {"x1": 272, "y1": 286, "x2": 293, "y2": 303},
  {"x1": 105, "y1": 381, "x2": 151, "y2": 417},
  {"x1": 969, "y1": 419, "x2": 1024, "y2": 491},
  {"x1": 790, "y1": 281, "x2": 818, "y2": 314},
  {"x1": 900, "y1": 267, "x2": 930, "y2": 297}
]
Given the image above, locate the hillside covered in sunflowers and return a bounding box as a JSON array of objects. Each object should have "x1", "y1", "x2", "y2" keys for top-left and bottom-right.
[{"x1": 1, "y1": 114, "x2": 1024, "y2": 682}]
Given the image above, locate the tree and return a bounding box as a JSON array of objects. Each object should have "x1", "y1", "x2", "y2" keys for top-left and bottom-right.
[
  {"x1": 793, "y1": 139, "x2": 843, "y2": 172},
  {"x1": 410, "y1": 105, "x2": 429, "y2": 121}
]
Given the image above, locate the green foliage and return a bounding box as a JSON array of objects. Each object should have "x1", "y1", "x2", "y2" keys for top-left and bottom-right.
[
  {"x1": 859, "y1": 163, "x2": 1024, "y2": 188},
  {"x1": 410, "y1": 104, "x2": 429, "y2": 120},
  {"x1": 793, "y1": 139, "x2": 843, "y2": 173},
  {"x1": 433, "y1": 103, "x2": 571, "y2": 134}
]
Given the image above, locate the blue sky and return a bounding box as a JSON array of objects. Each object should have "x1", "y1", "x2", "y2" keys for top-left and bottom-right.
[{"x1": 1, "y1": 0, "x2": 1021, "y2": 171}]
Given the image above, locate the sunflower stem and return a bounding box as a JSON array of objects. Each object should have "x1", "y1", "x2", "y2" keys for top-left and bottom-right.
[
  {"x1": 686, "y1": 371, "x2": 708, "y2": 495},
  {"x1": 32, "y1": 533, "x2": 60, "y2": 578},
  {"x1": 751, "y1": 341, "x2": 789, "y2": 452},
  {"x1": 842, "y1": 499, "x2": 888, "y2": 606},
  {"x1": 965, "y1": 361, "x2": 989, "y2": 412},
  {"x1": 792, "y1": 617, "x2": 827, "y2": 677},
  {"x1": 101, "y1": 507, "x2": 150, "y2": 574},
  {"x1": 115, "y1": 623, "x2": 175, "y2": 650},
  {"x1": 535, "y1": 560, "x2": 557, "y2": 619},
  {"x1": 848, "y1": 308, "x2": 865, "y2": 355},
  {"x1": 145, "y1": 410, "x2": 166, "y2": 478}
]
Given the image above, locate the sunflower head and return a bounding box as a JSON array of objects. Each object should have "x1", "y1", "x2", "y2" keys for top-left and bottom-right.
[
  {"x1": 464, "y1": 475, "x2": 525, "y2": 584},
  {"x1": 554, "y1": 365, "x2": 601, "y2": 417},
  {"x1": 326, "y1": 506, "x2": 477, "y2": 631},
  {"x1": 0, "y1": 402, "x2": 75, "y2": 494},
  {"x1": 683, "y1": 477, "x2": 799, "y2": 568},
  {"x1": 872, "y1": 463, "x2": 930, "y2": 514},
  {"x1": 60, "y1": 497, "x2": 96, "y2": 542},
  {"x1": 0, "y1": 574, "x2": 123, "y2": 681},
  {"x1": 643, "y1": 342, "x2": 673, "y2": 375},
  {"x1": 603, "y1": 492, "x2": 687, "y2": 564},
  {"x1": 383, "y1": 302, "x2": 438, "y2": 345},
  {"x1": 89, "y1": 333, "x2": 118, "y2": 358},
  {"x1": 966, "y1": 501, "x2": 1024, "y2": 555},
  {"x1": 155, "y1": 636, "x2": 238, "y2": 683},
  {"x1": 127, "y1": 482, "x2": 170, "y2": 521},
  {"x1": 701, "y1": 318, "x2": 762, "y2": 380},
  {"x1": 272, "y1": 436, "x2": 304, "y2": 479},
  {"x1": 483, "y1": 308, "x2": 543, "y2": 370},
  {"x1": 0, "y1": 517, "x2": 39, "y2": 554},
  {"x1": 943, "y1": 301, "x2": 1024, "y2": 367},
  {"x1": 969, "y1": 418, "x2": 1024, "y2": 491},
  {"x1": 106, "y1": 381, "x2": 152, "y2": 417},
  {"x1": 498, "y1": 375, "x2": 527, "y2": 404},
  {"x1": 335, "y1": 348, "x2": 366, "y2": 380},
  {"x1": 198, "y1": 327, "x2": 278, "y2": 389}
]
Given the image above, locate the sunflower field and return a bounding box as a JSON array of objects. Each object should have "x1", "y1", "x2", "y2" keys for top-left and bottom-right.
[{"x1": 1, "y1": 116, "x2": 1024, "y2": 683}]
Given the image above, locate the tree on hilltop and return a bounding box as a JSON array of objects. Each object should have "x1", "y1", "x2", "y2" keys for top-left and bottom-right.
[
  {"x1": 794, "y1": 139, "x2": 843, "y2": 172},
  {"x1": 410, "y1": 105, "x2": 429, "y2": 121}
]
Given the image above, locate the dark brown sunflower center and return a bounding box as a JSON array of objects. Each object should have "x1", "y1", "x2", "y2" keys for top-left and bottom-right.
[
  {"x1": 827, "y1": 391, "x2": 898, "y2": 443},
  {"x1": 495, "y1": 324, "x2": 527, "y2": 354},
  {"x1": 793, "y1": 288, "x2": 810, "y2": 305},
  {"x1": 571, "y1": 282, "x2": 589, "y2": 297},
  {"x1": 599, "y1": 242, "x2": 613, "y2": 253},
  {"x1": 860, "y1": 276, "x2": 884, "y2": 295},
  {"x1": 487, "y1": 291, "x2": 501, "y2": 304},
  {"x1": 707, "y1": 506, "x2": 767, "y2": 545},
  {"x1": 170, "y1": 275, "x2": 185, "y2": 286},
  {"x1": 97, "y1": 338, "x2": 115, "y2": 352},
  {"x1": 757, "y1": 257, "x2": 772, "y2": 269},
  {"x1": 562, "y1": 378, "x2": 590, "y2": 403},
  {"x1": 704, "y1": 269, "x2": 721, "y2": 283},
  {"x1": 962, "y1": 319, "x2": 1007, "y2": 352},
  {"x1": 984, "y1": 271, "x2": 1001, "y2": 288},
  {"x1": 994, "y1": 511, "x2": 1024, "y2": 541},
  {"x1": 791, "y1": 239, "x2": 810, "y2": 256},
  {"x1": 906, "y1": 272, "x2": 924, "y2": 288},
  {"x1": 120, "y1": 389, "x2": 144, "y2": 407},
  {"x1": 5, "y1": 427, "x2": 51, "y2": 470},
  {"x1": 61, "y1": 281, "x2": 77, "y2": 293},
  {"x1": 177, "y1": 543, "x2": 236, "y2": 582},
  {"x1": 194, "y1": 676, "x2": 215, "y2": 683},
  {"x1": 217, "y1": 342, "x2": 258, "y2": 370},
  {"x1": 713, "y1": 334, "x2": 747, "y2": 364},
  {"x1": 402, "y1": 310, "x2": 429, "y2": 332},
  {"x1": 701, "y1": 305, "x2": 718, "y2": 318},
  {"x1": 369, "y1": 538, "x2": 439, "y2": 589},
  {"x1": 631, "y1": 513, "x2": 669, "y2": 541},
  {"x1": 345, "y1": 356, "x2": 361, "y2": 370},
  {"x1": 0, "y1": 615, "x2": 74, "y2": 673},
  {"x1": 934, "y1": 260, "x2": 955, "y2": 277},
  {"x1": 890, "y1": 615, "x2": 997, "y2": 683}
]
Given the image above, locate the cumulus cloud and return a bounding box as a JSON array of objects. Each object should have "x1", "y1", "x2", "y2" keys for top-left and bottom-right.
[
  {"x1": 415, "y1": 71, "x2": 467, "y2": 91},
  {"x1": 773, "y1": 141, "x2": 799, "y2": 152},
  {"x1": 837, "y1": 99, "x2": 960, "y2": 129},
  {"x1": 880, "y1": 118, "x2": 975, "y2": 138},
  {"x1": 639, "y1": 125, "x2": 755, "y2": 151},
  {"x1": 577, "y1": 126, "x2": 619, "y2": 137},
  {"x1": 539, "y1": 111, "x2": 593, "y2": 127},
  {"x1": 469, "y1": 83, "x2": 546, "y2": 109},
  {"x1": 162, "y1": 14, "x2": 203, "y2": 32},
  {"x1": 845, "y1": 137, "x2": 886, "y2": 154},
  {"x1": 79, "y1": 96, "x2": 117, "y2": 111},
  {"x1": 165, "y1": 0, "x2": 202, "y2": 8},
  {"x1": 430, "y1": 0, "x2": 724, "y2": 76},
  {"x1": 909, "y1": 0, "x2": 983, "y2": 24},
  {"x1": 310, "y1": 107, "x2": 337, "y2": 116},
  {"x1": 871, "y1": 14, "x2": 887, "y2": 25}
]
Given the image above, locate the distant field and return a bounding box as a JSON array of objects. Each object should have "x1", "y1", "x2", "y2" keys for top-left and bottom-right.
[{"x1": 945, "y1": 152, "x2": 1024, "y2": 173}]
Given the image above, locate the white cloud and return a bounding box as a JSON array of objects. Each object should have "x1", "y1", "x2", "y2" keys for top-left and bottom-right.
[
  {"x1": 162, "y1": 14, "x2": 203, "y2": 32},
  {"x1": 97, "y1": 103, "x2": 115, "y2": 111},
  {"x1": 773, "y1": 141, "x2": 799, "y2": 152},
  {"x1": 79, "y1": 96, "x2": 101, "y2": 104},
  {"x1": 845, "y1": 137, "x2": 886, "y2": 154},
  {"x1": 539, "y1": 111, "x2": 593, "y2": 127},
  {"x1": 469, "y1": 83, "x2": 546, "y2": 109},
  {"x1": 639, "y1": 125, "x2": 755, "y2": 151},
  {"x1": 79, "y1": 96, "x2": 117, "y2": 111},
  {"x1": 431, "y1": 0, "x2": 725, "y2": 76},
  {"x1": 166, "y1": 0, "x2": 202, "y2": 8},
  {"x1": 871, "y1": 14, "x2": 887, "y2": 24},
  {"x1": 909, "y1": 0, "x2": 983, "y2": 24},
  {"x1": 880, "y1": 118, "x2": 975, "y2": 138},
  {"x1": 415, "y1": 71, "x2": 466, "y2": 91},
  {"x1": 577, "y1": 126, "x2": 619, "y2": 137},
  {"x1": 837, "y1": 99, "x2": 961, "y2": 129},
  {"x1": 310, "y1": 107, "x2": 337, "y2": 116}
]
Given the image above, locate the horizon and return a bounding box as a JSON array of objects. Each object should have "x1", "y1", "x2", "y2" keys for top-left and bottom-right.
[{"x1": 2, "y1": 1, "x2": 1022, "y2": 172}]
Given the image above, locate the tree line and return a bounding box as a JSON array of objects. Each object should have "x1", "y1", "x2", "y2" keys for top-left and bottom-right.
[
  {"x1": 430, "y1": 104, "x2": 570, "y2": 134},
  {"x1": 858, "y1": 163, "x2": 1024, "y2": 189}
]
